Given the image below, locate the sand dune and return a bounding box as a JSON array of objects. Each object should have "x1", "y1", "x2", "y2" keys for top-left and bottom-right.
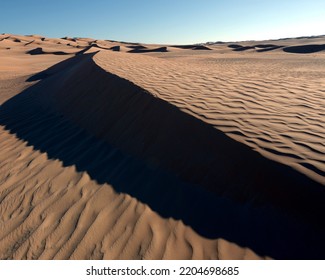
[{"x1": 0, "y1": 34, "x2": 324, "y2": 260}]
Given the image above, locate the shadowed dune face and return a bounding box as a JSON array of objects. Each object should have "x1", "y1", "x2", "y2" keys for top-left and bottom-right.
[
  {"x1": 283, "y1": 44, "x2": 325, "y2": 53},
  {"x1": 26, "y1": 47, "x2": 71, "y2": 55},
  {"x1": 256, "y1": 45, "x2": 283, "y2": 52},
  {"x1": 126, "y1": 45, "x2": 147, "y2": 50},
  {"x1": 171, "y1": 45, "x2": 212, "y2": 50},
  {"x1": 128, "y1": 46, "x2": 168, "y2": 53},
  {"x1": 0, "y1": 52, "x2": 325, "y2": 259},
  {"x1": 228, "y1": 43, "x2": 325, "y2": 53},
  {"x1": 228, "y1": 44, "x2": 255, "y2": 51},
  {"x1": 228, "y1": 44, "x2": 283, "y2": 52},
  {"x1": 110, "y1": 46, "x2": 120, "y2": 51},
  {"x1": 192, "y1": 45, "x2": 211, "y2": 50},
  {"x1": 24, "y1": 40, "x2": 35, "y2": 46}
]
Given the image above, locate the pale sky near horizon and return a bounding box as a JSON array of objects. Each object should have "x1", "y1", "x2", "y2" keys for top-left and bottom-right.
[{"x1": 1, "y1": 0, "x2": 325, "y2": 44}]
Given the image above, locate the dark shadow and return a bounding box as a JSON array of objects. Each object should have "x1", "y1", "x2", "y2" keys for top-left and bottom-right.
[
  {"x1": 228, "y1": 44, "x2": 243, "y2": 49},
  {"x1": 119, "y1": 40, "x2": 141, "y2": 44},
  {"x1": 26, "y1": 47, "x2": 72, "y2": 56},
  {"x1": 126, "y1": 45, "x2": 147, "y2": 50},
  {"x1": 105, "y1": 39, "x2": 141, "y2": 45},
  {"x1": 77, "y1": 44, "x2": 116, "y2": 53},
  {"x1": 207, "y1": 41, "x2": 224, "y2": 45},
  {"x1": 171, "y1": 44, "x2": 197, "y2": 49},
  {"x1": 229, "y1": 44, "x2": 283, "y2": 52},
  {"x1": 24, "y1": 40, "x2": 35, "y2": 46},
  {"x1": 90, "y1": 43, "x2": 112, "y2": 50},
  {"x1": 1, "y1": 53, "x2": 325, "y2": 259},
  {"x1": 61, "y1": 36, "x2": 76, "y2": 42},
  {"x1": 171, "y1": 45, "x2": 211, "y2": 50},
  {"x1": 0, "y1": 36, "x2": 10, "y2": 41},
  {"x1": 192, "y1": 45, "x2": 211, "y2": 50},
  {"x1": 232, "y1": 46, "x2": 255, "y2": 51},
  {"x1": 254, "y1": 44, "x2": 283, "y2": 52},
  {"x1": 283, "y1": 44, "x2": 325, "y2": 54},
  {"x1": 257, "y1": 46, "x2": 283, "y2": 52},
  {"x1": 254, "y1": 44, "x2": 279, "y2": 48},
  {"x1": 110, "y1": 46, "x2": 120, "y2": 51},
  {"x1": 25, "y1": 43, "x2": 102, "y2": 59},
  {"x1": 128, "y1": 46, "x2": 168, "y2": 53}
]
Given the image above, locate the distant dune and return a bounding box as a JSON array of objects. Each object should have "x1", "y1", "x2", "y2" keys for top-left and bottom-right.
[{"x1": 0, "y1": 34, "x2": 324, "y2": 260}]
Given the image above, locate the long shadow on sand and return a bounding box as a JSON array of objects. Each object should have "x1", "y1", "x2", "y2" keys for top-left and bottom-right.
[
  {"x1": 283, "y1": 44, "x2": 325, "y2": 54},
  {"x1": 0, "y1": 53, "x2": 325, "y2": 259}
]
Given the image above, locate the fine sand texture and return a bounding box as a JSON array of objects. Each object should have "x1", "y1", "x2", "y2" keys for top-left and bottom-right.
[{"x1": 0, "y1": 34, "x2": 324, "y2": 259}]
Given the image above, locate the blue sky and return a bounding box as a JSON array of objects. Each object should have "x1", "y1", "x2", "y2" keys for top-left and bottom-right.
[{"x1": 1, "y1": 0, "x2": 325, "y2": 44}]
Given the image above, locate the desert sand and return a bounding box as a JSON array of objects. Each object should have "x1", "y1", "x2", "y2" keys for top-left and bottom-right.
[{"x1": 0, "y1": 33, "x2": 324, "y2": 259}]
